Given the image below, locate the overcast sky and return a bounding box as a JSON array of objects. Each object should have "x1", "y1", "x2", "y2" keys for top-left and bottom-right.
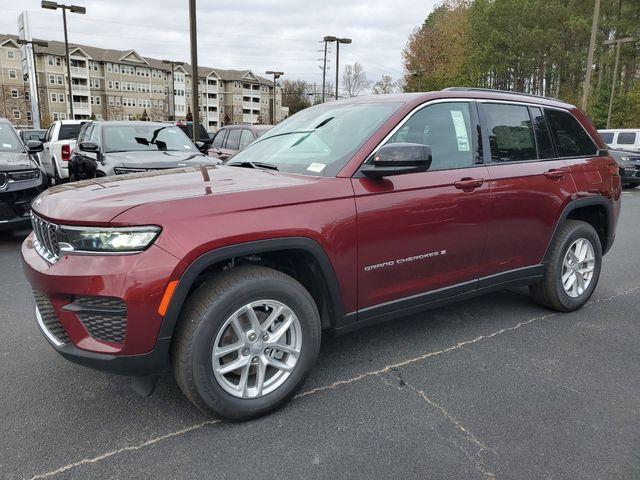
[{"x1": 0, "y1": 1, "x2": 436, "y2": 89}]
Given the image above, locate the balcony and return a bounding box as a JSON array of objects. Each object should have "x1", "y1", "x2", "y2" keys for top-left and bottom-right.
[
  {"x1": 71, "y1": 83, "x2": 89, "y2": 91},
  {"x1": 73, "y1": 101, "x2": 90, "y2": 113},
  {"x1": 242, "y1": 114, "x2": 258, "y2": 124},
  {"x1": 69, "y1": 66, "x2": 88, "y2": 77}
]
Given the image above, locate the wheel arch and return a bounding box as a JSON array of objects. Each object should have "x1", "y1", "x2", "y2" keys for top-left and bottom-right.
[
  {"x1": 158, "y1": 237, "x2": 345, "y2": 341},
  {"x1": 543, "y1": 196, "x2": 614, "y2": 261}
]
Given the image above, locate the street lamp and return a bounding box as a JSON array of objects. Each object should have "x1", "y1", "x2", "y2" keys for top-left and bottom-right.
[
  {"x1": 17, "y1": 39, "x2": 48, "y2": 127},
  {"x1": 162, "y1": 60, "x2": 184, "y2": 121},
  {"x1": 265, "y1": 70, "x2": 283, "y2": 124},
  {"x1": 323, "y1": 36, "x2": 351, "y2": 100},
  {"x1": 321, "y1": 36, "x2": 336, "y2": 102},
  {"x1": 604, "y1": 36, "x2": 637, "y2": 128},
  {"x1": 41, "y1": 1, "x2": 86, "y2": 119}
]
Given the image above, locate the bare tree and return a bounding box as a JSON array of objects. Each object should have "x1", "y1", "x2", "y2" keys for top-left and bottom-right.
[
  {"x1": 342, "y1": 62, "x2": 371, "y2": 97},
  {"x1": 372, "y1": 75, "x2": 398, "y2": 94}
]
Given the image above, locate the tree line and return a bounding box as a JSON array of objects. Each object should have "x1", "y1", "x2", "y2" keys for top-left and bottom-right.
[{"x1": 403, "y1": 0, "x2": 640, "y2": 128}]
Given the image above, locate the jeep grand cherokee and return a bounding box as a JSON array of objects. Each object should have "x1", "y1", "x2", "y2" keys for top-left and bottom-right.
[{"x1": 22, "y1": 89, "x2": 621, "y2": 420}]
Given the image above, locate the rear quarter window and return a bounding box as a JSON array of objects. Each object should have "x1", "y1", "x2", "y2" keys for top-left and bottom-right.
[
  {"x1": 617, "y1": 132, "x2": 637, "y2": 145},
  {"x1": 545, "y1": 109, "x2": 597, "y2": 157}
]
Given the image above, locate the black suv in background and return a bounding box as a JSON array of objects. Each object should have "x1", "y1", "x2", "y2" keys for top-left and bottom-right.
[
  {"x1": 0, "y1": 119, "x2": 46, "y2": 230},
  {"x1": 174, "y1": 121, "x2": 212, "y2": 153},
  {"x1": 609, "y1": 149, "x2": 640, "y2": 187},
  {"x1": 208, "y1": 124, "x2": 273, "y2": 160},
  {"x1": 69, "y1": 120, "x2": 218, "y2": 180}
]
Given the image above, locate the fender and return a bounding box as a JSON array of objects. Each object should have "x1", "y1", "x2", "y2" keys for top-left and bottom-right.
[
  {"x1": 156, "y1": 237, "x2": 346, "y2": 342},
  {"x1": 543, "y1": 196, "x2": 614, "y2": 261}
]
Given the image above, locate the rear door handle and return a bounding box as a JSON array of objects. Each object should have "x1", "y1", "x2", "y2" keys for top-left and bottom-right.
[
  {"x1": 454, "y1": 177, "x2": 484, "y2": 191},
  {"x1": 544, "y1": 169, "x2": 566, "y2": 180}
]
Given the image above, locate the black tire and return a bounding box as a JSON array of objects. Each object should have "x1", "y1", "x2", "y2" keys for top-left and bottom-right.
[
  {"x1": 171, "y1": 265, "x2": 321, "y2": 421},
  {"x1": 529, "y1": 220, "x2": 602, "y2": 312}
]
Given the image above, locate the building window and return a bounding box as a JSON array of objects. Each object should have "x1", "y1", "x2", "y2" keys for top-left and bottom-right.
[
  {"x1": 9, "y1": 69, "x2": 17, "y2": 79},
  {"x1": 115, "y1": 97, "x2": 121, "y2": 106},
  {"x1": 55, "y1": 57, "x2": 61, "y2": 67},
  {"x1": 52, "y1": 112, "x2": 59, "y2": 120},
  {"x1": 13, "y1": 109, "x2": 20, "y2": 119},
  {"x1": 108, "y1": 96, "x2": 114, "y2": 106},
  {"x1": 59, "y1": 113, "x2": 66, "y2": 120},
  {"x1": 59, "y1": 93, "x2": 65, "y2": 103},
  {"x1": 7, "y1": 50, "x2": 15, "y2": 59},
  {"x1": 10, "y1": 89, "x2": 18, "y2": 98},
  {"x1": 49, "y1": 74, "x2": 55, "y2": 84},
  {"x1": 107, "y1": 63, "x2": 112, "y2": 72},
  {"x1": 50, "y1": 93, "x2": 57, "y2": 102},
  {"x1": 27, "y1": 112, "x2": 32, "y2": 121},
  {"x1": 57, "y1": 75, "x2": 63, "y2": 85},
  {"x1": 115, "y1": 81, "x2": 120, "y2": 90},
  {"x1": 95, "y1": 96, "x2": 101, "y2": 105},
  {"x1": 25, "y1": 91, "x2": 30, "y2": 100},
  {"x1": 48, "y1": 55, "x2": 54, "y2": 66}
]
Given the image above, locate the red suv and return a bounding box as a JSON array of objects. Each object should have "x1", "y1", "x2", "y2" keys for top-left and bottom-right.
[{"x1": 22, "y1": 89, "x2": 621, "y2": 420}]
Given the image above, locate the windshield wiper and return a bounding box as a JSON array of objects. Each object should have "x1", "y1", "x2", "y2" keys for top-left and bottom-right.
[{"x1": 227, "y1": 160, "x2": 278, "y2": 171}]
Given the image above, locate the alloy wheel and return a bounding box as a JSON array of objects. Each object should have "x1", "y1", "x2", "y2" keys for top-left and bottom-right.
[{"x1": 561, "y1": 237, "x2": 596, "y2": 298}]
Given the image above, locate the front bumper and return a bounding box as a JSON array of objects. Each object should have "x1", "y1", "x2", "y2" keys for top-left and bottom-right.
[{"x1": 22, "y1": 233, "x2": 182, "y2": 375}]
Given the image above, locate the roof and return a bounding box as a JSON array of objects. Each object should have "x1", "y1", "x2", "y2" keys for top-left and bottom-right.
[{"x1": 0, "y1": 33, "x2": 272, "y2": 84}]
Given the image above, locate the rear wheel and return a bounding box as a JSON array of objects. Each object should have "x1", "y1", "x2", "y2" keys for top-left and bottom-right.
[
  {"x1": 172, "y1": 266, "x2": 321, "y2": 421},
  {"x1": 530, "y1": 220, "x2": 602, "y2": 312}
]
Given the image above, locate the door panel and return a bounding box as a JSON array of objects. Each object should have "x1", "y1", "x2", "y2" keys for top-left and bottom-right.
[
  {"x1": 354, "y1": 100, "x2": 488, "y2": 310},
  {"x1": 353, "y1": 167, "x2": 490, "y2": 309}
]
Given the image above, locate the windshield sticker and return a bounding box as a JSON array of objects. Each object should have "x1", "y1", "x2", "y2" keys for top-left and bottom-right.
[
  {"x1": 2, "y1": 143, "x2": 12, "y2": 148},
  {"x1": 184, "y1": 145, "x2": 191, "y2": 149},
  {"x1": 307, "y1": 162, "x2": 326, "y2": 173},
  {"x1": 450, "y1": 110, "x2": 470, "y2": 152}
]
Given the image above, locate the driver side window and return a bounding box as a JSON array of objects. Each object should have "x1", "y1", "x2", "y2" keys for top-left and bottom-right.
[{"x1": 386, "y1": 102, "x2": 476, "y2": 171}]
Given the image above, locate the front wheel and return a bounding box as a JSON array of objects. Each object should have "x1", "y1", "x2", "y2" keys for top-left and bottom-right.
[
  {"x1": 172, "y1": 266, "x2": 321, "y2": 421},
  {"x1": 530, "y1": 220, "x2": 602, "y2": 312}
]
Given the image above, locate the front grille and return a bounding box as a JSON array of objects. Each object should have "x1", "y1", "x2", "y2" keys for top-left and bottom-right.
[
  {"x1": 33, "y1": 290, "x2": 70, "y2": 344},
  {"x1": 68, "y1": 296, "x2": 127, "y2": 344},
  {"x1": 31, "y1": 212, "x2": 60, "y2": 263}
]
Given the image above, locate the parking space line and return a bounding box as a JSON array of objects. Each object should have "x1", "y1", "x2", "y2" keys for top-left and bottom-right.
[{"x1": 27, "y1": 284, "x2": 639, "y2": 480}]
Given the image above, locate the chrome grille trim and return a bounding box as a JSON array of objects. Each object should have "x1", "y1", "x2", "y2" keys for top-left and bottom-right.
[{"x1": 31, "y1": 212, "x2": 60, "y2": 263}]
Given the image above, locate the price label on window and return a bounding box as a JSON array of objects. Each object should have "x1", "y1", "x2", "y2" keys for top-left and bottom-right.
[{"x1": 450, "y1": 110, "x2": 470, "y2": 152}]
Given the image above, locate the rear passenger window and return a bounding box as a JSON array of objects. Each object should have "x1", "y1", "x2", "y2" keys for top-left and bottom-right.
[
  {"x1": 212, "y1": 130, "x2": 226, "y2": 148},
  {"x1": 239, "y1": 129, "x2": 254, "y2": 149},
  {"x1": 617, "y1": 132, "x2": 637, "y2": 145},
  {"x1": 386, "y1": 102, "x2": 476, "y2": 171},
  {"x1": 483, "y1": 103, "x2": 536, "y2": 162},
  {"x1": 530, "y1": 107, "x2": 555, "y2": 159},
  {"x1": 599, "y1": 132, "x2": 614, "y2": 144},
  {"x1": 545, "y1": 109, "x2": 597, "y2": 157}
]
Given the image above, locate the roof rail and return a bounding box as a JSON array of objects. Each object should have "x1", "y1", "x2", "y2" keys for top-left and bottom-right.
[{"x1": 442, "y1": 87, "x2": 560, "y2": 102}]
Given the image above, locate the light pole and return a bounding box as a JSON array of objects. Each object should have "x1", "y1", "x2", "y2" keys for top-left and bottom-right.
[
  {"x1": 265, "y1": 70, "x2": 283, "y2": 124},
  {"x1": 17, "y1": 39, "x2": 48, "y2": 127},
  {"x1": 323, "y1": 37, "x2": 351, "y2": 100},
  {"x1": 162, "y1": 60, "x2": 184, "y2": 121},
  {"x1": 321, "y1": 36, "x2": 336, "y2": 102},
  {"x1": 41, "y1": 1, "x2": 85, "y2": 119},
  {"x1": 604, "y1": 36, "x2": 636, "y2": 128},
  {"x1": 188, "y1": 0, "x2": 199, "y2": 143}
]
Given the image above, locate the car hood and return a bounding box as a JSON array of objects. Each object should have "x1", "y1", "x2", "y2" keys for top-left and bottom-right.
[
  {"x1": 104, "y1": 150, "x2": 213, "y2": 169},
  {"x1": 32, "y1": 165, "x2": 334, "y2": 224},
  {"x1": 0, "y1": 151, "x2": 38, "y2": 172}
]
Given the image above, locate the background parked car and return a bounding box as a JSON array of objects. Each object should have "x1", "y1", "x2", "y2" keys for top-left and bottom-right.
[
  {"x1": 69, "y1": 120, "x2": 218, "y2": 180},
  {"x1": 174, "y1": 121, "x2": 212, "y2": 154},
  {"x1": 38, "y1": 120, "x2": 86, "y2": 183},
  {"x1": 208, "y1": 124, "x2": 273, "y2": 160},
  {"x1": 19, "y1": 129, "x2": 47, "y2": 143},
  {"x1": 598, "y1": 128, "x2": 640, "y2": 152},
  {"x1": 0, "y1": 118, "x2": 47, "y2": 230},
  {"x1": 609, "y1": 148, "x2": 640, "y2": 188}
]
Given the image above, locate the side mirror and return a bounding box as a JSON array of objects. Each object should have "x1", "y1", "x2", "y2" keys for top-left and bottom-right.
[
  {"x1": 361, "y1": 143, "x2": 432, "y2": 179},
  {"x1": 26, "y1": 140, "x2": 44, "y2": 154},
  {"x1": 79, "y1": 141, "x2": 99, "y2": 153}
]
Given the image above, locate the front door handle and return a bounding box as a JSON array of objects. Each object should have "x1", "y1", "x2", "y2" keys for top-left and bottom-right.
[
  {"x1": 544, "y1": 169, "x2": 566, "y2": 180},
  {"x1": 454, "y1": 177, "x2": 484, "y2": 192}
]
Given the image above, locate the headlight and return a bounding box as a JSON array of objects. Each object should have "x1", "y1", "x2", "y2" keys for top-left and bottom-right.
[
  {"x1": 57, "y1": 226, "x2": 161, "y2": 253},
  {"x1": 620, "y1": 156, "x2": 629, "y2": 163},
  {"x1": 8, "y1": 169, "x2": 40, "y2": 182}
]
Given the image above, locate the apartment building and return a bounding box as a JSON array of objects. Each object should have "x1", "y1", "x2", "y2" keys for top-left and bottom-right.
[{"x1": 0, "y1": 34, "x2": 284, "y2": 132}]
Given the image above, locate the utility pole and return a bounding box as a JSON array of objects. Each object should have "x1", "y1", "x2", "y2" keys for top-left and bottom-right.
[
  {"x1": 162, "y1": 60, "x2": 184, "y2": 120},
  {"x1": 17, "y1": 39, "x2": 48, "y2": 127},
  {"x1": 581, "y1": 0, "x2": 601, "y2": 110},
  {"x1": 188, "y1": 0, "x2": 199, "y2": 142},
  {"x1": 41, "y1": 2, "x2": 85, "y2": 119},
  {"x1": 604, "y1": 36, "x2": 636, "y2": 128},
  {"x1": 265, "y1": 71, "x2": 283, "y2": 124},
  {"x1": 334, "y1": 37, "x2": 351, "y2": 100}
]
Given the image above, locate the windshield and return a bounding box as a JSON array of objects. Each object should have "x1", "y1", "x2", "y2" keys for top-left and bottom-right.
[
  {"x1": 103, "y1": 125, "x2": 199, "y2": 153},
  {"x1": 228, "y1": 102, "x2": 402, "y2": 176},
  {"x1": 0, "y1": 123, "x2": 24, "y2": 153}
]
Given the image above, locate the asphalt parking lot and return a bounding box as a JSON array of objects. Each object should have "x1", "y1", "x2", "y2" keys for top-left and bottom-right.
[{"x1": 1, "y1": 189, "x2": 639, "y2": 480}]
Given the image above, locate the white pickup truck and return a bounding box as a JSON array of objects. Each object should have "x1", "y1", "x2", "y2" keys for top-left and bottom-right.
[{"x1": 38, "y1": 120, "x2": 86, "y2": 182}]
